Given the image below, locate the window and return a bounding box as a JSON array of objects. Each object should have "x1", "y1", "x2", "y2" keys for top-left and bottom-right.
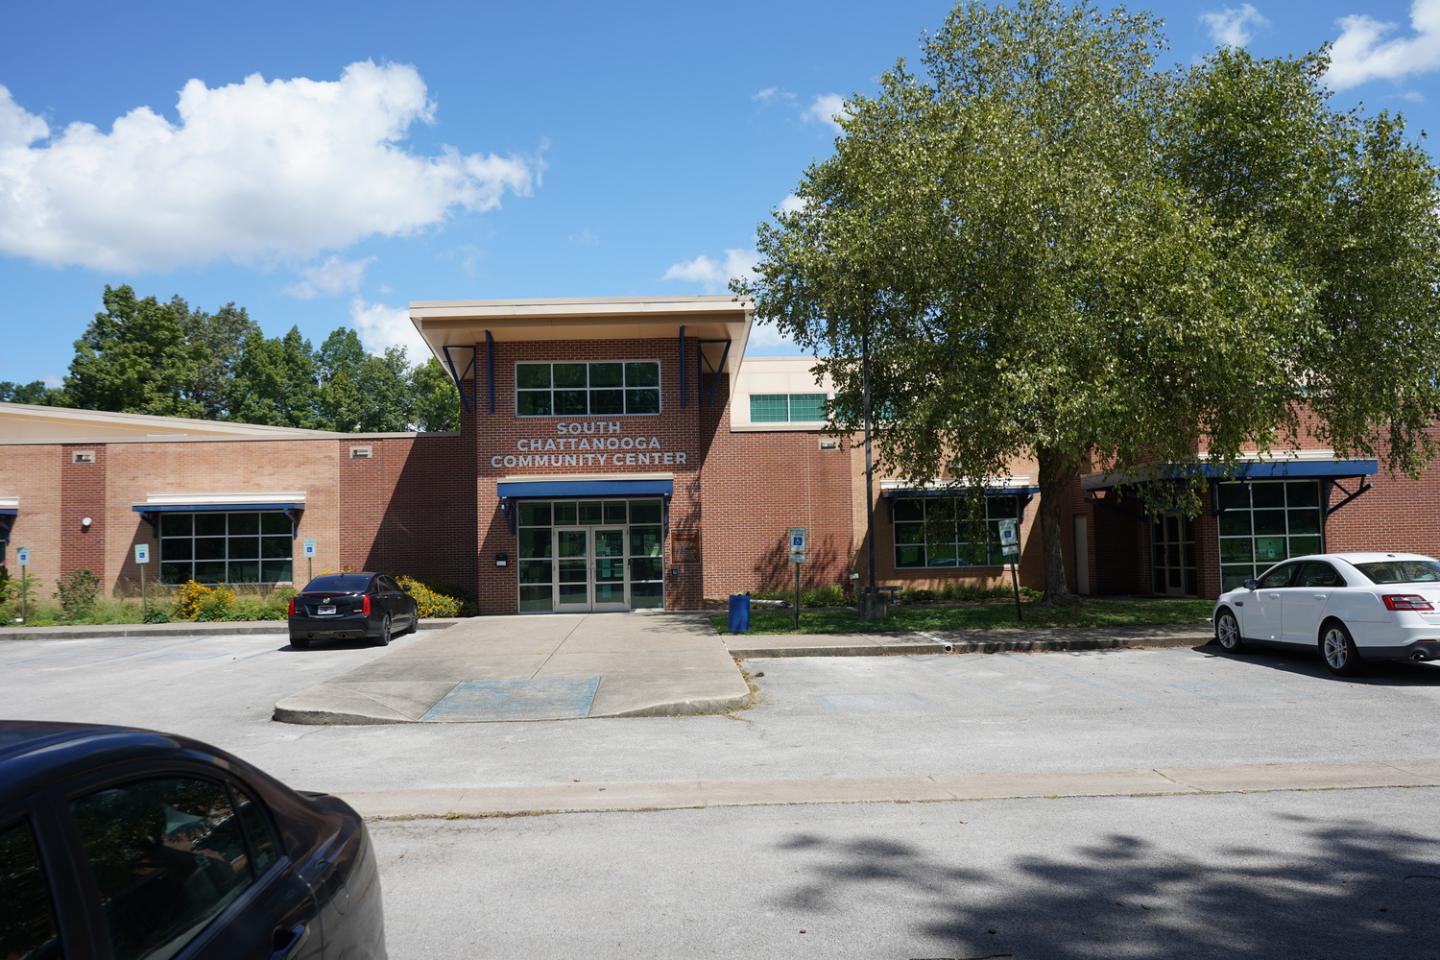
[
  {"x1": 1354, "y1": 559, "x2": 1440, "y2": 584},
  {"x1": 1296, "y1": 561, "x2": 1345, "y2": 588},
  {"x1": 1151, "y1": 514, "x2": 1197, "y2": 595},
  {"x1": 305, "y1": 574, "x2": 372, "y2": 593},
  {"x1": 1217, "y1": 480, "x2": 1323, "y2": 591},
  {"x1": 515, "y1": 498, "x2": 665, "y2": 611},
  {"x1": 1259, "y1": 563, "x2": 1299, "y2": 589},
  {"x1": 72, "y1": 777, "x2": 256, "y2": 960},
  {"x1": 233, "y1": 789, "x2": 279, "y2": 877},
  {"x1": 749, "y1": 393, "x2": 828, "y2": 423},
  {"x1": 0, "y1": 820, "x2": 61, "y2": 960},
  {"x1": 892, "y1": 495, "x2": 1020, "y2": 568},
  {"x1": 159, "y1": 511, "x2": 292, "y2": 585},
  {"x1": 515, "y1": 361, "x2": 660, "y2": 417}
]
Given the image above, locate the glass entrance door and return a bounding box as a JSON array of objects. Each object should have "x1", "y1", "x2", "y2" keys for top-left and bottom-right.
[
  {"x1": 592, "y1": 528, "x2": 628, "y2": 611},
  {"x1": 1151, "y1": 513, "x2": 1196, "y2": 596},
  {"x1": 554, "y1": 528, "x2": 591, "y2": 611}
]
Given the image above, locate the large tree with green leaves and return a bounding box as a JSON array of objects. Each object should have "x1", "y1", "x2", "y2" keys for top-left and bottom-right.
[
  {"x1": 740, "y1": 0, "x2": 1440, "y2": 601},
  {"x1": 66, "y1": 286, "x2": 204, "y2": 417}
]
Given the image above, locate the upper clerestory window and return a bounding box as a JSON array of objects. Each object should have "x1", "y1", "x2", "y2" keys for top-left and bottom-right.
[{"x1": 516, "y1": 361, "x2": 661, "y2": 417}]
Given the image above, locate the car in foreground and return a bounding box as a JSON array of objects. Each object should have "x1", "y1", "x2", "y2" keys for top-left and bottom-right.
[
  {"x1": 288, "y1": 573, "x2": 418, "y2": 649},
  {"x1": 0, "y1": 720, "x2": 385, "y2": 959},
  {"x1": 1212, "y1": 552, "x2": 1440, "y2": 675}
]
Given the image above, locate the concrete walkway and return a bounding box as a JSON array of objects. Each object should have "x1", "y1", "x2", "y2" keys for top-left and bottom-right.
[
  {"x1": 726, "y1": 623, "x2": 1212, "y2": 658},
  {"x1": 343, "y1": 757, "x2": 1440, "y2": 819},
  {"x1": 273, "y1": 613, "x2": 751, "y2": 725}
]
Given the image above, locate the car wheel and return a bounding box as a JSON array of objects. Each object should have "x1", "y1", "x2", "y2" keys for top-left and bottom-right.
[
  {"x1": 291, "y1": 637, "x2": 310, "y2": 650},
  {"x1": 376, "y1": 615, "x2": 392, "y2": 647},
  {"x1": 1214, "y1": 609, "x2": 1244, "y2": 653},
  {"x1": 1320, "y1": 620, "x2": 1362, "y2": 677}
]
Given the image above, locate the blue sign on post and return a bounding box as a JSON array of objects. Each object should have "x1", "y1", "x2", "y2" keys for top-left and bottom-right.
[
  {"x1": 134, "y1": 543, "x2": 150, "y2": 565},
  {"x1": 303, "y1": 539, "x2": 316, "y2": 558},
  {"x1": 16, "y1": 547, "x2": 28, "y2": 566}
]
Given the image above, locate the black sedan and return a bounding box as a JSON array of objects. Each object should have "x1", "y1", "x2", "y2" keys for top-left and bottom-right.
[
  {"x1": 0, "y1": 720, "x2": 385, "y2": 960},
  {"x1": 288, "y1": 573, "x2": 418, "y2": 649}
]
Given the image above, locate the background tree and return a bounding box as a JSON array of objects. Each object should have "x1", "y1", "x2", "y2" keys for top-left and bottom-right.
[
  {"x1": 740, "y1": 0, "x2": 1440, "y2": 602},
  {"x1": 186, "y1": 302, "x2": 260, "y2": 419},
  {"x1": 228, "y1": 327, "x2": 323, "y2": 428},
  {"x1": 0, "y1": 381, "x2": 64, "y2": 405},
  {"x1": 409, "y1": 358, "x2": 462, "y2": 432},
  {"x1": 65, "y1": 286, "x2": 202, "y2": 417}
]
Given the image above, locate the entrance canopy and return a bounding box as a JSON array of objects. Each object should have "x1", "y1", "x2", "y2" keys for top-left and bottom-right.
[
  {"x1": 1081, "y1": 451, "x2": 1378, "y2": 492},
  {"x1": 132, "y1": 493, "x2": 306, "y2": 537},
  {"x1": 496, "y1": 476, "x2": 674, "y2": 499}
]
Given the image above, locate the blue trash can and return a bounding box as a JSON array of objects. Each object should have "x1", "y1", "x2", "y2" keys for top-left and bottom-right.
[{"x1": 727, "y1": 593, "x2": 751, "y2": 634}]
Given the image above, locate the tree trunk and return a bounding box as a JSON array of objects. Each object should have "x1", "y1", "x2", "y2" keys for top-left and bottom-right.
[{"x1": 1036, "y1": 446, "x2": 1074, "y2": 605}]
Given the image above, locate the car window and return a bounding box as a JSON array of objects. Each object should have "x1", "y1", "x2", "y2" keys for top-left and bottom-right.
[
  {"x1": 1354, "y1": 560, "x2": 1440, "y2": 584},
  {"x1": 233, "y1": 788, "x2": 279, "y2": 876},
  {"x1": 0, "y1": 819, "x2": 62, "y2": 960},
  {"x1": 304, "y1": 574, "x2": 371, "y2": 593},
  {"x1": 71, "y1": 777, "x2": 254, "y2": 960},
  {"x1": 1259, "y1": 563, "x2": 1298, "y2": 589},
  {"x1": 1297, "y1": 562, "x2": 1345, "y2": 588},
  {"x1": 378, "y1": 576, "x2": 396, "y2": 593}
]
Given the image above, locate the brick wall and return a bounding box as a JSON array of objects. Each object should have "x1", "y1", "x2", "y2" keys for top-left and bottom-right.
[
  {"x1": 61, "y1": 444, "x2": 106, "y2": 585},
  {"x1": 0, "y1": 446, "x2": 63, "y2": 597}
]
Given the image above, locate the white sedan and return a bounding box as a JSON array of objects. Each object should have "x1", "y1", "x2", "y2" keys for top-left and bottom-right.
[{"x1": 1212, "y1": 552, "x2": 1440, "y2": 676}]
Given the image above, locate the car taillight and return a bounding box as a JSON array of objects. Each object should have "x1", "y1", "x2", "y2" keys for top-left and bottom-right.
[
  {"x1": 287, "y1": 597, "x2": 296, "y2": 616},
  {"x1": 362, "y1": 594, "x2": 371, "y2": 616},
  {"x1": 1382, "y1": 594, "x2": 1434, "y2": 611}
]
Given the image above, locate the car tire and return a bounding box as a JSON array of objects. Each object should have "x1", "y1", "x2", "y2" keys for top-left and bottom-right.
[
  {"x1": 376, "y1": 615, "x2": 392, "y2": 647},
  {"x1": 1214, "y1": 608, "x2": 1244, "y2": 653},
  {"x1": 1320, "y1": 620, "x2": 1362, "y2": 677},
  {"x1": 291, "y1": 637, "x2": 310, "y2": 650}
]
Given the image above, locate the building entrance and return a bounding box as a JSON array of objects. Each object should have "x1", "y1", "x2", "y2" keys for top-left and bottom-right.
[{"x1": 517, "y1": 498, "x2": 666, "y2": 613}]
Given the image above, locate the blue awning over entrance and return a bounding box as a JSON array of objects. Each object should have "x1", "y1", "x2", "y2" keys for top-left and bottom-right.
[
  {"x1": 1081, "y1": 457, "x2": 1378, "y2": 491},
  {"x1": 130, "y1": 502, "x2": 305, "y2": 514},
  {"x1": 496, "y1": 478, "x2": 674, "y2": 499}
]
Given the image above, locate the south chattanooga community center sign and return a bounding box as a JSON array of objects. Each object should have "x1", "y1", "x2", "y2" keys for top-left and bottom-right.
[{"x1": 489, "y1": 421, "x2": 688, "y2": 469}]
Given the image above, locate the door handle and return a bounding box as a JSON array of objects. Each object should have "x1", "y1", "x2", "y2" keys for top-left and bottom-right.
[
  {"x1": 1313, "y1": 593, "x2": 1328, "y2": 600},
  {"x1": 271, "y1": 924, "x2": 306, "y2": 960}
]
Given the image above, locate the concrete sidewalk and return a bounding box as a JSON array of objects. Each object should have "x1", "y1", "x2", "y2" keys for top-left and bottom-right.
[
  {"x1": 0, "y1": 618, "x2": 465, "y2": 641},
  {"x1": 726, "y1": 623, "x2": 1212, "y2": 658},
  {"x1": 342, "y1": 757, "x2": 1440, "y2": 819},
  {"x1": 273, "y1": 613, "x2": 751, "y2": 725}
]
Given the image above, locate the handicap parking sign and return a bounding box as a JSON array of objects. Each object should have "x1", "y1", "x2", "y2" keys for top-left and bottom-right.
[{"x1": 16, "y1": 546, "x2": 28, "y2": 566}]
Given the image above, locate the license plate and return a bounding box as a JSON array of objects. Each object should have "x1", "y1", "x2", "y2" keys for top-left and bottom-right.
[{"x1": 317, "y1": 605, "x2": 336, "y2": 616}]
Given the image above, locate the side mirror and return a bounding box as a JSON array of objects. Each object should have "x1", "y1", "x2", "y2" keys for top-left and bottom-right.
[{"x1": 1243, "y1": 579, "x2": 1259, "y2": 591}]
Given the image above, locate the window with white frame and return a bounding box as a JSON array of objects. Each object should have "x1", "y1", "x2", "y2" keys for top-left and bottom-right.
[
  {"x1": 1217, "y1": 480, "x2": 1324, "y2": 591},
  {"x1": 158, "y1": 512, "x2": 293, "y2": 585},
  {"x1": 515, "y1": 362, "x2": 660, "y2": 417},
  {"x1": 892, "y1": 495, "x2": 1020, "y2": 568}
]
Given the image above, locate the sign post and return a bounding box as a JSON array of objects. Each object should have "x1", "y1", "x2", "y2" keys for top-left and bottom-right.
[
  {"x1": 15, "y1": 547, "x2": 28, "y2": 623},
  {"x1": 303, "y1": 539, "x2": 316, "y2": 584},
  {"x1": 998, "y1": 519, "x2": 1022, "y2": 622},
  {"x1": 133, "y1": 543, "x2": 150, "y2": 618},
  {"x1": 788, "y1": 527, "x2": 808, "y2": 630}
]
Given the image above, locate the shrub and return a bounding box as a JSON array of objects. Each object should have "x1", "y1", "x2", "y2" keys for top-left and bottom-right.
[
  {"x1": 142, "y1": 607, "x2": 170, "y2": 624},
  {"x1": 171, "y1": 580, "x2": 213, "y2": 621},
  {"x1": 194, "y1": 586, "x2": 238, "y2": 622},
  {"x1": 396, "y1": 576, "x2": 462, "y2": 618},
  {"x1": 55, "y1": 569, "x2": 101, "y2": 621},
  {"x1": 0, "y1": 568, "x2": 34, "y2": 622},
  {"x1": 902, "y1": 588, "x2": 940, "y2": 604}
]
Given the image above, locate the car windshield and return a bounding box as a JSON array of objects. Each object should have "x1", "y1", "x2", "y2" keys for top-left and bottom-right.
[
  {"x1": 1353, "y1": 560, "x2": 1440, "y2": 585},
  {"x1": 304, "y1": 574, "x2": 371, "y2": 593}
]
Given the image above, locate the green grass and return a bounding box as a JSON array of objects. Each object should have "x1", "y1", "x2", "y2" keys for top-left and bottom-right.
[
  {"x1": 712, "y1": 598, "x2": 1215, "y2": 635},
  {"x1": 1, "y1": 595, "x2": 290, "y2": 627}
]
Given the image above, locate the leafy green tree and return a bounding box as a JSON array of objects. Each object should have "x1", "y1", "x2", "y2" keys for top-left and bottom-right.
[
  {"x1": 0, "y1": 380, "x2": 65, "y2": 405},
  {"x1": 228, "y1": 327, "x2": 322, "y2": 428},
  {"x1": 409, "y1": 358, "x2": 461, "y2": 432},
  {"x1": 315, "y1": 328, "x2": 368, "y2": 431},
  {"x1": 187, "y1": 302, "x2": 260, "y2": 420},
  {"x1": 65, "y1": 286, "x2": 202, "y2": 417},
  {"x1": 354, "y1": 347, "x2": 415, "y2": 433},
  {"x1": 740, "y1": 0, "x2": 1440, "y2": 601}
]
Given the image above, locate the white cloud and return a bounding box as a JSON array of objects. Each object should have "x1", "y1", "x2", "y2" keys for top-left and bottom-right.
[
  {"x1": 805, "y1": 93, "x2": 847, "y2": 133},
  {"x1": 349, "y1": 298, "x2": 426, "y2": 361},
  {"x1": 778, "y1": 193, "x2": 807, "y2": 215},
  {"x1": 660, "y1": 248, "x2": 759, "y2": 294},
  {"x1": 752, "y1": 87, "x2": 796, "y2": 104},
  {"x1": 1201, "y1": 4, "x2": 1268, "y2": 47},
  {"x1": 41, "y1": 373, "x2": 63, "y2": 389},
  {"x1": 1327, "y1": 1, "x2": 1440, "y2": 90},
  {"x1": 283, "y1": 255, "x2": 375, "y2": 299},
  {"x1": 0, "y1": 61, "x2": 538, "y2": 272},
  {"x1": 744, "y1": 318, "x2": 798, "y2": 353}
]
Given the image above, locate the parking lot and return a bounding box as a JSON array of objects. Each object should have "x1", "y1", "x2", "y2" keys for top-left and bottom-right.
[{"x1": 3, "y1": 628, "x2": 1440, "y2": 795}]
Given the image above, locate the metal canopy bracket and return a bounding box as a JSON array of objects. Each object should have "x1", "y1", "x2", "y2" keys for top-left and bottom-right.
[
  {"x1": 678, "y1": 326, "x2": 687, "y2": 409},
  {"x1": 696, "y1": 338, "x2": 732, "y2": 405},
  {"x1": 1324, "y1": 478, "x2": 1373, "y2": 517},
  {"x1": 442, "y1": 344, "x2": 479, "y2": 413},
  {"x1": 485, "y1": 330, "x2": 496, "y2": 414}
]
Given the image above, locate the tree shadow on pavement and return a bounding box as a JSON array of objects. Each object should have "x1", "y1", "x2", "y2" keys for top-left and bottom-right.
[{"x1": 774, "y1": 816, "x2": 1440, "y2": 958}]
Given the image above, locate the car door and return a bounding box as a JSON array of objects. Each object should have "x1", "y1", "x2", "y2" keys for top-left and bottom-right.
[
  {"x1": 63, "y1": 770, "x2": 324, "y2": 960},
  {"x1": 378, "y1": 576, "x2": 402, "y2": 623},
  {"x1": 1242, "y1": 561, "x2": 1300, "y2": 641},
  {"x1": 1282, "y1": 561, "x2": 1346, "y2": 644},
  {"x1": 0, "y1": 814, "x2": 66, "y2": 960}
]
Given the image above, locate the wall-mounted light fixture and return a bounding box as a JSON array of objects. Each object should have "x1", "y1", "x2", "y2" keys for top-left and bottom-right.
[{"x1": 81, "y1": 516, "x2": 93, "y2": 529}]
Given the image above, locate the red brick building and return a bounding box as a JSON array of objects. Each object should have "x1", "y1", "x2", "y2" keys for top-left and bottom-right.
[{"x1": 0, "y1": 296, "x2": 1424, "y2": 611}]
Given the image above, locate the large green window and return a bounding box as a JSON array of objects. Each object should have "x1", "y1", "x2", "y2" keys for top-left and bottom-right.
[
  {"x1": 1217, "y1": 480, "x2": 1324, "y2": 591},
  {"x1": 159, "y1": 512, "x2": 293, "y2": 585},
  {"x1": 516, "y1": 361, "x2": 660, "y2": 417},
  {"x1": 749, "y1": 393, "x2": 828, "y2": 423},
  {"x1": 892, "y1": 495, "x2": 1020, "y2": 568}
]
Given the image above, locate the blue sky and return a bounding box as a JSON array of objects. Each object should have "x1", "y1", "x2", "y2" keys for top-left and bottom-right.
[{"x1": 1, "y1": 0, "x2": 1436, "y2": 384}]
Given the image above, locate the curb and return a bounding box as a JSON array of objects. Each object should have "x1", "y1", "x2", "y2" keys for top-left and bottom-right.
[
  {"x1": 0, "y1": 618, "x2": 463, "y2": 642},
  {"x1": 728, "y1": 633, "x2": 1211, "y2": 659}
]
